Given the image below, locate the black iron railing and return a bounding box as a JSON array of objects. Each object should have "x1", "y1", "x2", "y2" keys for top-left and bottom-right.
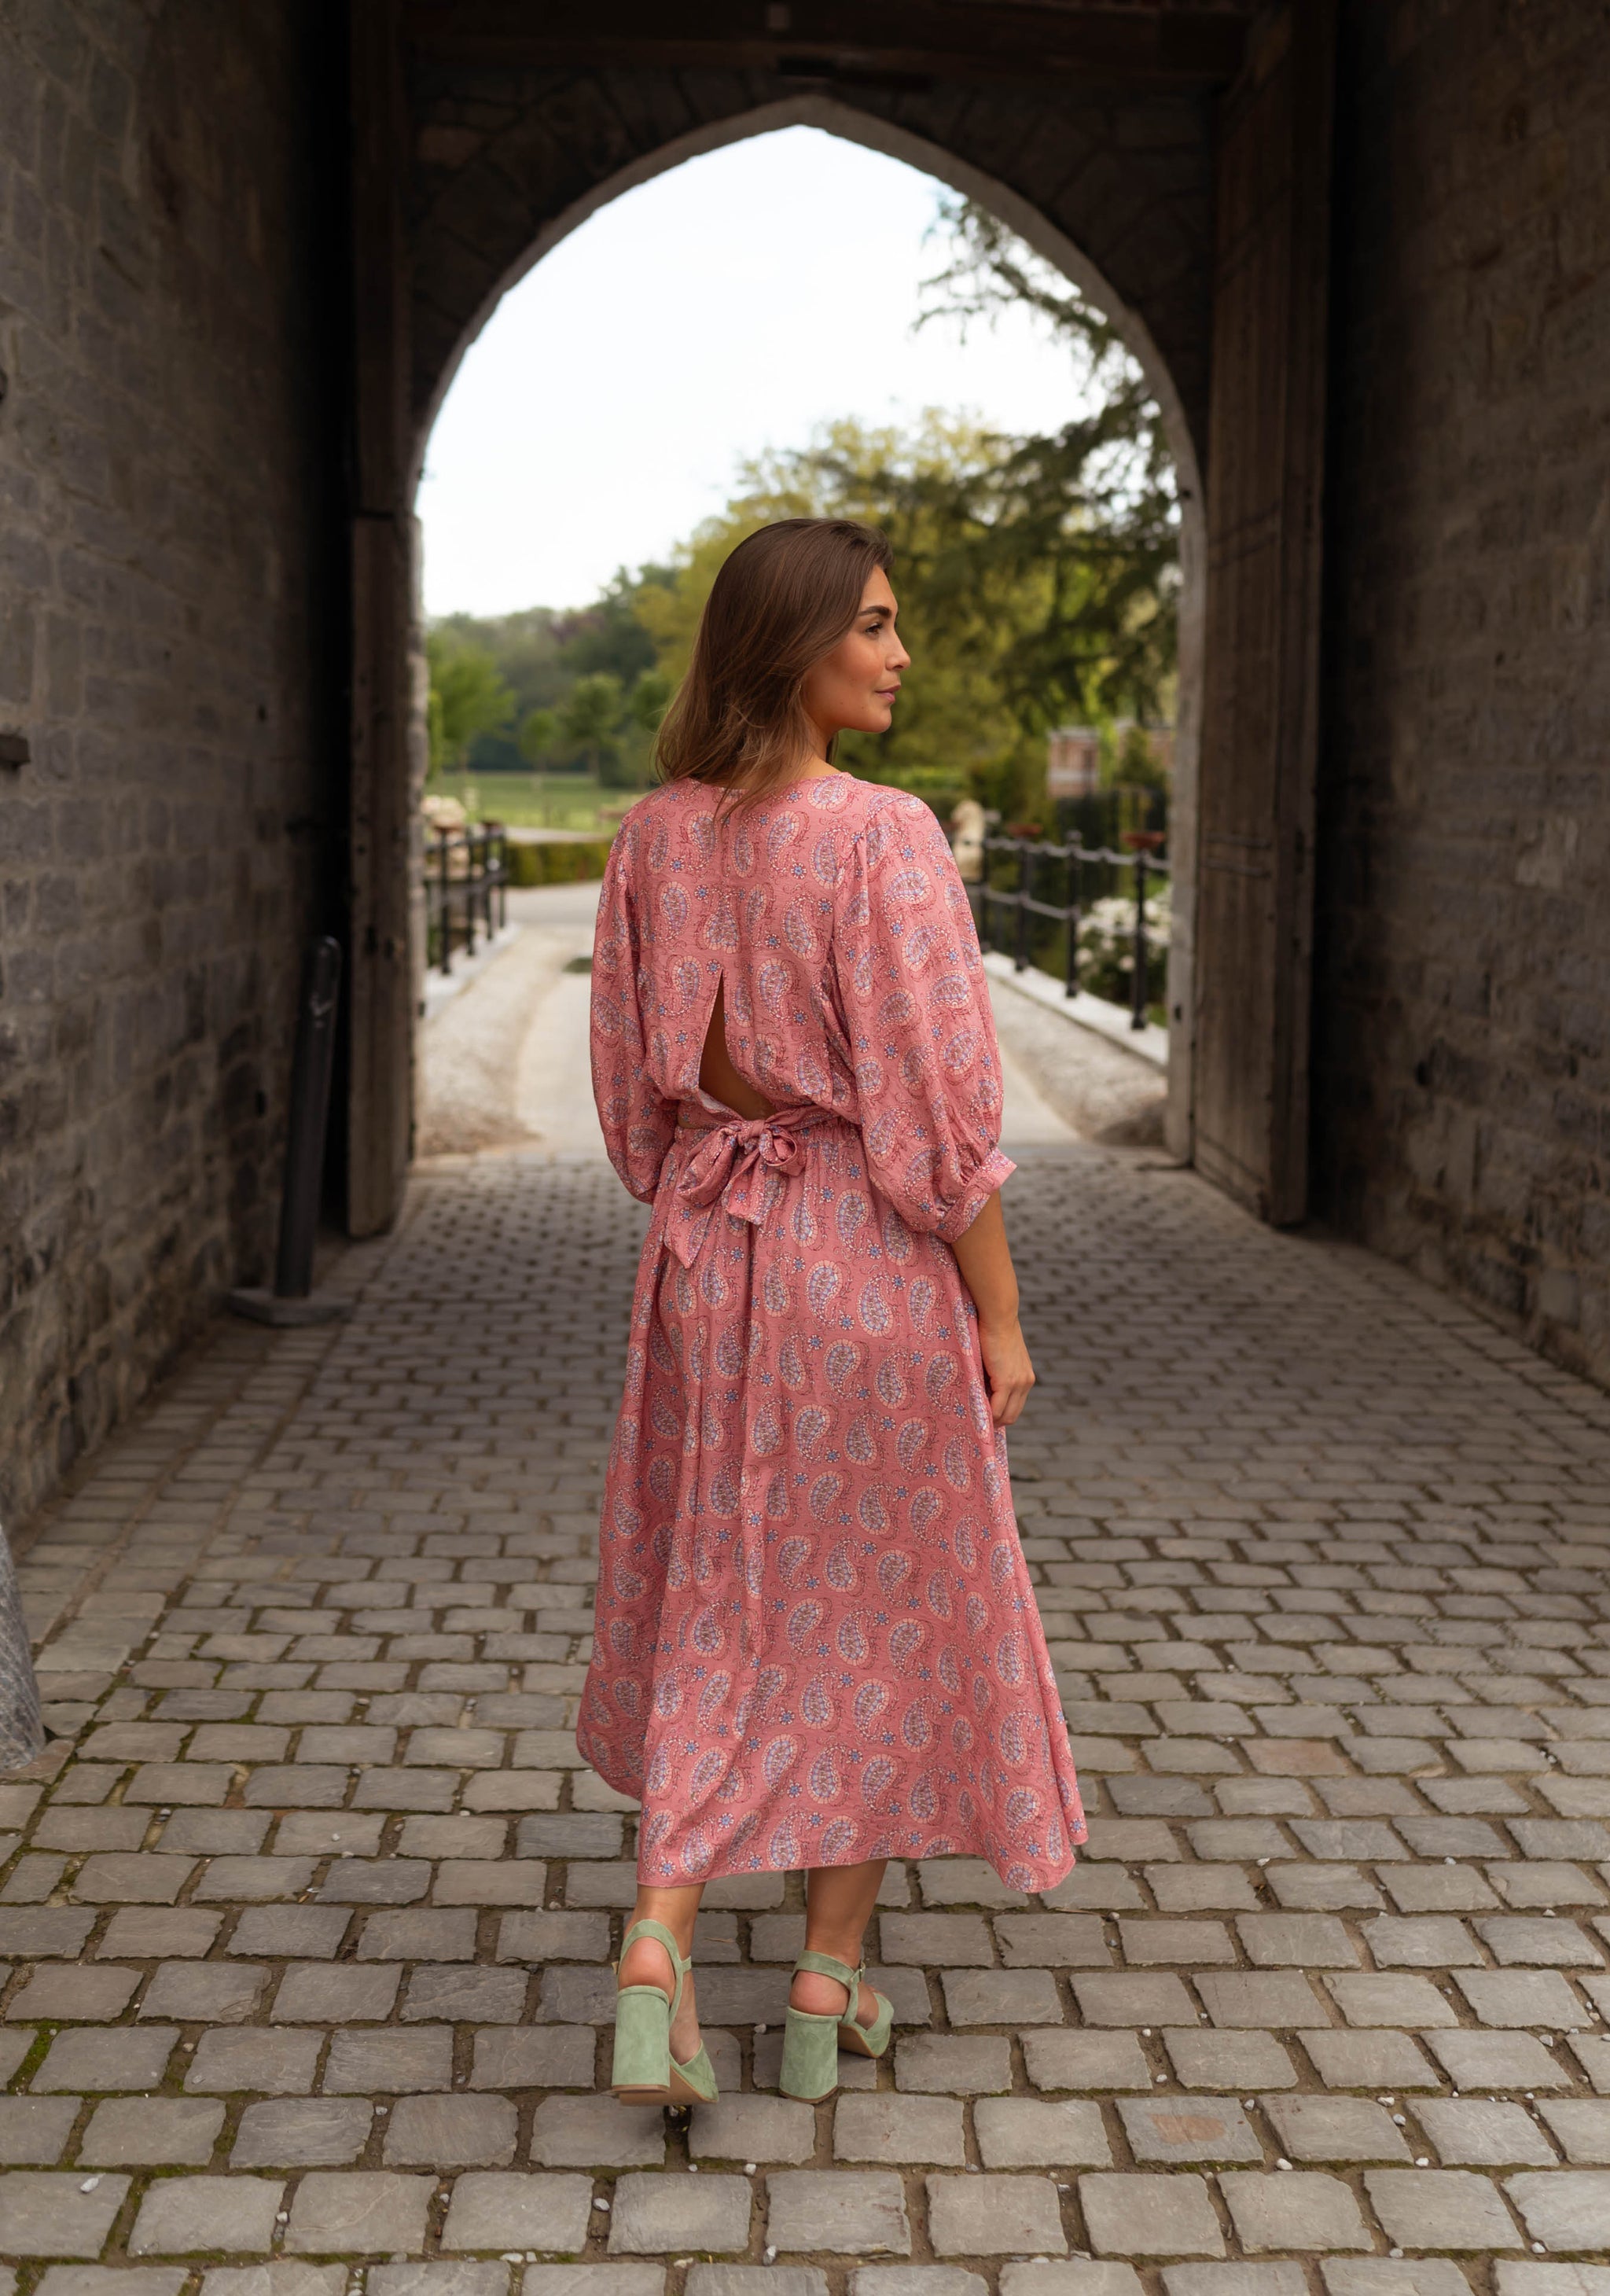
[
  {"x1": 426, "y1": 823, "x2": 509, "y2": 975},
  {"x1": 969, "y1": 829, "x2": 1167, "y2": 1032}
]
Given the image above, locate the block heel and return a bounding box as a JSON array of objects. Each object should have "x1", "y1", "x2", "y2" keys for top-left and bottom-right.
[
  {"x1": 609, "y1": 1917, "x2": 719, "y2": 2107},
  {"x1": 778, "y1": 1948, "x2": 893, "y2": 2102}
]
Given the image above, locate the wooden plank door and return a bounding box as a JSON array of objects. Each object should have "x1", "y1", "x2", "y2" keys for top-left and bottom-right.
[{"x1": 1191, "y1": 1, "x2": 1336, "y2": 1224}]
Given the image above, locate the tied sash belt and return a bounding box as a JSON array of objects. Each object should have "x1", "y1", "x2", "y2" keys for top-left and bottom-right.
[{"x1": 660, "y1": 1102, "x2": 834, "y2": 1269}]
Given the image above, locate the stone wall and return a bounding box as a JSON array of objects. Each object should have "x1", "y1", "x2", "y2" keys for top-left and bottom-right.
[
  {"x1": 0, "y1": 0, "x2": 342, "y2": 1529},
  {"x1": 1314, "y1": 0, "x2": 1610, "y2": 1383}
]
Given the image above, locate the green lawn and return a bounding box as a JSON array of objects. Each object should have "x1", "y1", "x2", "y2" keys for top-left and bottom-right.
[{"x1": 426, "y1": 771, "x2": 630, "y2": 833}]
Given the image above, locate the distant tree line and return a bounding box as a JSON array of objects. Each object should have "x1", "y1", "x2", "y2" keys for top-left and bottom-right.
[{"x1": 427, "y1": 196, "x2": 1179, "y2": 827}]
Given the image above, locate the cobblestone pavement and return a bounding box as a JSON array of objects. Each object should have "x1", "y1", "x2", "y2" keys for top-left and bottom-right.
[{"x1": 7, "y1": 1139, "x2": 1610, "y2": 2296}]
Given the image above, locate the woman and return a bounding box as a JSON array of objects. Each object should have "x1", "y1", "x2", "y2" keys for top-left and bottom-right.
[{"x1": 580, "y1": 517, "x2": 1084, "y2": 2108}]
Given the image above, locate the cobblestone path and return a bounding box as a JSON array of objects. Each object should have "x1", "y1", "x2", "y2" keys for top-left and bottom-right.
[{"x1": 7, "y1": 1143, "x2": 1610, "y2": 2296}]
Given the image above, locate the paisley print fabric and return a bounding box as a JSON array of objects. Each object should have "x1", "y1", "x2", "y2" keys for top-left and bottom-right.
[{"x1": 579, "y1": 772, "x2": 1085, "y2": 1892}]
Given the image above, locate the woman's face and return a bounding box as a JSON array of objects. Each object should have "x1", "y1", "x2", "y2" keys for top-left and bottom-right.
[{"x1": 800, "y1": 569, "x2": 910, "y2": 753}]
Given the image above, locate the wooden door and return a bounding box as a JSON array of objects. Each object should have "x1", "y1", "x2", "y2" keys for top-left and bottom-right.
[{"x1": 1191, "y1": 1, "x2": 1336, "y2": 1224}]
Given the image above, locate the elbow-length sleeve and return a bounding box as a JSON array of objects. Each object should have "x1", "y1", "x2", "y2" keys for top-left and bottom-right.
[
  {"x1": 831, "y1": 792, "x2": 1016, "y2": 1240},
  {"x1": 590, "y1": 833, "x2": 676, "y2": 1204}
]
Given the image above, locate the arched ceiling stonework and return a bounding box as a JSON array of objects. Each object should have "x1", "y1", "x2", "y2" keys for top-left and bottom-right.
[{"x1": 402, "y1": 61, "x2": 1220, "y2": 490}]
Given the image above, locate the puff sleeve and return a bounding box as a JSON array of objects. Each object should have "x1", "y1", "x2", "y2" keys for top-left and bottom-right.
[
  {"x1": 589, "y1": 832, "x2": 676, "y2": 1203},
  {"x1": 830, "y1": 791, "x2": 1016, "y2": 1239}
]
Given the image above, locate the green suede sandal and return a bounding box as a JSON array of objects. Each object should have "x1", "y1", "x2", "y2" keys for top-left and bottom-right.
[
  {"x1": 610, "y1": 1917, "x2": 719, "y2": 2106},
  {"x1": 778, "y1": 1948, "x2": 894, "y2": 2103}
]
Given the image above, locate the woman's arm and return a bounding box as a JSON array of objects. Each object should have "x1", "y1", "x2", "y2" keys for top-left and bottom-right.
[{"x1": 951, "y1": 1189, "x2": 1035, "y2": 1426}]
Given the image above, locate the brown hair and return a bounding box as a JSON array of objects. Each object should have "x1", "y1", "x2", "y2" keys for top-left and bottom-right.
[{"x1": 655, "y1": 517, "x2": 893, "y2": 807}]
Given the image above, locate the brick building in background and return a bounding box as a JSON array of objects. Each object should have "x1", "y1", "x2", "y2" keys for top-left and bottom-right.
[{"x1": 1, "y1": 0, "x2": 1608, "y2": 1528}]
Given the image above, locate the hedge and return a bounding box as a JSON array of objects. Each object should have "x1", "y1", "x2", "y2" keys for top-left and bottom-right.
[{"x1": 505, "y1": 835, "x2": 616, "y2": 889}]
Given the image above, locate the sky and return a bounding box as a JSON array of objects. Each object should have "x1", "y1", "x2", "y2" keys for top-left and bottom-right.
[{"x1": 417, "y1": 127, "x2": 1090, "y2": 618}]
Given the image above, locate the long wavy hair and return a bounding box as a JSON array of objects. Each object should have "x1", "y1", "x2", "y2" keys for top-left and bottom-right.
[{"x1": 655, "y1": 517, "x2": 893, "y2": 808}]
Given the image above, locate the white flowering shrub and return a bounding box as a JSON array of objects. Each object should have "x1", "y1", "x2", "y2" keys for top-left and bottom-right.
[{"x1": 1077, "y1": 883, "x2": 1171, "y2": 1007}]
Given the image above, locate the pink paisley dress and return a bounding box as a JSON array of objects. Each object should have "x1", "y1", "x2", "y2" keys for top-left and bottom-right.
[{"x1": 579, "y1": 770, "x2": 1085, "y2": 1892}]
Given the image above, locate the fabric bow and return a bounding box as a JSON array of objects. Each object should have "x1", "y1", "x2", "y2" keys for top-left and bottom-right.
[{"x1": 663, "y1": 1103, "x2": 827, "y2": 1268}]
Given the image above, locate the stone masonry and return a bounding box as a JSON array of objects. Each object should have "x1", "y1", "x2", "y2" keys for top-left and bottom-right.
[
  {"x1": 2, "y1": 1131, "x2": 1610, "y2": 2285},
  {"x1": 1314, "y1": 0, "x2": 1610, "y2": 1385},
  {"x1": 0, "y1": 0, "x2": 342, "y2": 1528}
]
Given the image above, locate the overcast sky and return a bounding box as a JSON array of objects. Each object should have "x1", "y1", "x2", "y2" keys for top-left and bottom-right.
[{"x1": 417, "y1": 127, "x2": 1089, "y2": 618}]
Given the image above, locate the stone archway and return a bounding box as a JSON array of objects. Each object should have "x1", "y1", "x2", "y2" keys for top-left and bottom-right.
[
  {"x1": 346, "y1": 2, "x2": 1332, "y2": 1244},
  {"x1": 407, "y1": 93, "x2": 1208, "y2": 1179}
]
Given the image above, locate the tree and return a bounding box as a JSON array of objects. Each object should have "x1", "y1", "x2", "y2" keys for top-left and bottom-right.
[
  {"x1": 517, "y1": 707, "x2": 559, "y2": 767},
  {"x1": 560, "y1": 672, "x2": 627, "y2": 784},
  {"x1": 426, "y1": 633, "x2": 514, "y2": 784}
]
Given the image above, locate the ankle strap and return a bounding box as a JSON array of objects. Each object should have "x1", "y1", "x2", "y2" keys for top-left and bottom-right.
[
  {"x1": 622, "y1": 1918, "x2": 689, "y2": 2018},
  {"x1": 796, "y1": 1947, "x2": 861, "y2": 1989}
]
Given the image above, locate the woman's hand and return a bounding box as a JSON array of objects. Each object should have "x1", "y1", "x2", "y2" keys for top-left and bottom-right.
[{"x1": 977, "y1": 1312, "x2": 1035, "y2": 1426}]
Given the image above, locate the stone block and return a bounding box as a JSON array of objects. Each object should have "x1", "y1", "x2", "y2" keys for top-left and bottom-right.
[
  {"x1": 688, "y1": 2093, "x2": 814, "y2": 2165},
  {"x1": 1263, "y1": 2095, "x2": 1410, "y2": 2163},
  {"x1": 272, "y1": 1963, "x2": 400, "y2": 2022},
  {"x1": 926, "y1": 2175, "x2": 1068, "y2": 2257},
  {"x1": 34, "y1": 2027, "x2": 178, "y2": 2092},
  {"x1": 1321, "y1": 2267, "x2": 1474, "y2": 2296},
  {"x1": 1427, "y1": 2032, "x2": 1575, "y2": 2091},
  {"x1": 0, "y1": 2173, "x2": 131, "y2": 2257},
  {"x1": 1417, "y1": 2101, "x2": 1557, "y2": 2168},
  {"x1": 1072, "y1": 1974, "x2": 1196, "y2": 2026},
  {"x1": 384, "y1": 2093, "x2": 517, "y2": 2168},
  {"x1": 1163, "y1": 2029, "x2": 1296, "y2": 2092},
  {"x1": 607, "y1": 2172, "x2": 752, "y2": 2255},
  {"x1": 1237, "y1": 1914, "x2": 1357, "y2": 1967},
  {"x1": 1535, "y1": 2102, "x2": 1610, "y2": 2165},
  {"x1": 1117, "y1": 2097, "x2": 1260, "y2": 2163},
  {"x1": 689, "y1": 2274, "x2": 823, "y2": 2296},
  {"x1": 942, "y1": 1970, "x2": 1061, "y2": 2025},
  {"x1": 1504, "y1": 2173, "x2": 1610, "y2": 2254},
  {"x1": 1001, "y1": 2272, "x2": 1141, "y2": 2296},
  {"x1": 138, "y1": 1961, "x2": 268, "y2": 2023},
  {"x1": 402, "y1": 1965, "x2": 527, "y2": 2024},
  {"x1": 880, "y1": 1915, "x2": 993, "y2": 1967},
  {"x1": 969, "y1": 2098, "x2": 1107, "y2": 2176},
  {"x1": 8, "y1": 1966, "x2": 137, "y2": 2021},
  {"x1": 97, "y1": 1908, "x2": 222, "y2": 1959},
  {"x1": 231, "y1": 2099, "x2": 374, "y2": 2167},
  {"x1": 530, "y1": 2095, "x2": 667, "y2": 2168},
  {"x1": 765, "y1": 2172, "x2": 908, "y2": 2256},
  {"x1": 1024, "y1": 2031, "x2": 1152, "y2": 2092},
  {"x1": 360, "y1": 1914, "x2": 481, "y2": 1965},
  {"x1": 72, "y1": 1853, "x2": 195, "y2": 1903},
  {"x1": 80, "y1": 2098, "x2": 225, "y2": 2165},
  {"x1": 324, "y1": 2028, "x2": 454, "y2": 2093},
  {"x1": 285, "y1": 2174, "x2": 436, "y2": 2255},
  {"x1": 834, "y1": 2095, "x2": 966, "y2": 2167},
  {"x1": 130, "y1": 2176, "x2": 283, "y2": 2255},
  {"x1": 1219, "y1": 2171, "x2": 1372, "y2": 2251},
  {"x1": 1164, "y1": 2272, "x2": 1306, "y2": 2296},
  {"x1": 896, "y1": 2036, "x2": 1012, "y2": 2093},
  {"x1": 471, "y1": 2028, "x2": 596, "y2": 2090},
  {"x1": 1117, "y1": 1921, "x2": 1234, "y2": 1967},
  {"x1": 856, "y1": 2273, "x2": 988, "y2": 2296},
  {"x1": 1079, "y1": 2174, "x2": 1225, "y2": 2259},
  {"x1": 520, "y1": 2273, "x2": 662, "y2": 2296},
  {"x1": 1454, "y1": 1970, "x2": 1588, "y2": 2029},
  {"x1": 1363, "y1": 2173, "x2": 1524, "y2": 2253},
  {"x1": 186, "y1": 2029, "x2": 322, "y2": 2095},
  {"x1": 0, "y1": 2097, "x2": 80, "y2": 2164},
  {"x1": 1327, "y1": 1974, "x2": 1459, "y2": 2028}
]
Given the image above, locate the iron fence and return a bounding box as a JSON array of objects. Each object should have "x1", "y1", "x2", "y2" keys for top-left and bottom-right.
[
  {"x1": 426, "y1": 822, "x2": 509, "y2": 975},
  {"x1": 968, "y1": 827, "x2": 1167, "y2": 1032}
]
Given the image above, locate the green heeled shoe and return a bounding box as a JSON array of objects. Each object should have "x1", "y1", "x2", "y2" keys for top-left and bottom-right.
[
  {"x1": 777, "y1": 1947, "x2": 894, "y2": 2103},
  {"x1": 610, "y1": 1916, "x2": 719, "y2": 2107}
]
